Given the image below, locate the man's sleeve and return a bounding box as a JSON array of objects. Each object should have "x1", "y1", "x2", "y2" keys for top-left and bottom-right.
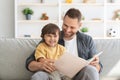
[
  {"x1": 25, "y1": 50, "x2": 35, "y2": 71},
  {"x1": 88, "y1": 36, "x2": 103, "y2": 73},
  {"x1": 25, "y1": 40, "x2": 43, "y2": 71}
]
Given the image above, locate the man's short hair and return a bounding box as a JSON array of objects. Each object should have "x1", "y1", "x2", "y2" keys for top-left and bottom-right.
[{"x1": 64, "y1": 8, "x2": 82, "y2": 22}]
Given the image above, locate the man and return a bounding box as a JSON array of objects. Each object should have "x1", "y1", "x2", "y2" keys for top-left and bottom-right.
[{"x1": 26, "y1": 8, "x2": 102, "y2": 80}]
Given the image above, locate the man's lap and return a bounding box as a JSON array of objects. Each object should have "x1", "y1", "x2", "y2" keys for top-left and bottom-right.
[{"x1": 31, "y1": 65, "x2": 99, "y2": 80}]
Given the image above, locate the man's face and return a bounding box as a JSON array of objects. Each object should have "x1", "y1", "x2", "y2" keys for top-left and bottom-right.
[{"x1": 62, "y1": 15, "x2": 81, "y2": 40}]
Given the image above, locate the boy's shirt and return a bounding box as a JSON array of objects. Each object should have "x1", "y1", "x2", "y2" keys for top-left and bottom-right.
[{"x1": 35, "y1": 42, "x2": 66, "y2": 60}]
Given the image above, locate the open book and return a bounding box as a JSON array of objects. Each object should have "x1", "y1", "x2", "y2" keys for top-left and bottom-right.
[{"x1": 54, "y1": 51, "x2": 103, "y2": 78}]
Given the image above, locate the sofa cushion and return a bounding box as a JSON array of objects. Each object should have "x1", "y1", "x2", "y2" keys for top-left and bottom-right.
[
  {"x1": 0, "y1": 38, "x2": 40, "y2": 80},
  {"x1": 94, "y1": 39, "x2": 120, "y2": 77}
]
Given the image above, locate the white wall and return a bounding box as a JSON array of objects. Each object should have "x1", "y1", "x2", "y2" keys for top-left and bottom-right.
[{"x1": 0, "y1": 0, "x2": 14, "y2": 38}]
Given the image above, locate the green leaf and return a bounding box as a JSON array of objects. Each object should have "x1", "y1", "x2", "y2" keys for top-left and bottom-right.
[
  {"x1": 80, "y1": 27, "x2": 88, "y2": 32},
  {"x1": 22, "y1": 8, "x2": 34, "y2": 15}
]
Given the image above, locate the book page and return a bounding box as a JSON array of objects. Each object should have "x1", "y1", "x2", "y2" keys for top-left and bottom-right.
[
  {"x1": 54, "y1": 52, "x2": 89, "y2": 78},
  {"x1": 54, "y1": 51, "x2": 103, "y2": 78},
  {"x1": 88, "y1": 51, "x2": 103, "y2": 63}
]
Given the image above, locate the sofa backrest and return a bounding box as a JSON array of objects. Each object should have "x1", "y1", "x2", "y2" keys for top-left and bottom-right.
[
  {"x1": 94, "y1": 39, "x2": 120, "y2": 77},
  {"x1": 0, "y1": 38, "x2": 120, "y2": 79},
  {"x1": 0, "y1": 39, "x2": 40, "y2": 80}
]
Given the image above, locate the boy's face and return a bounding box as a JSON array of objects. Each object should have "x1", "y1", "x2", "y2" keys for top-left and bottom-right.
[{"x1": 44, "y1": 31, "x2": 59, "y2": 47}]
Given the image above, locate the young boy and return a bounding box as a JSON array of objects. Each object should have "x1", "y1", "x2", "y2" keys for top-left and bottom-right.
[{"x1": 34, "y1": 23, "x2": 69, "y2": 80}]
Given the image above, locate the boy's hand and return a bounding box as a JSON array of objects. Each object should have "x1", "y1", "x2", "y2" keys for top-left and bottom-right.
[{"x1": 40, "y1": 59, "x2": 56, "y2": 73}]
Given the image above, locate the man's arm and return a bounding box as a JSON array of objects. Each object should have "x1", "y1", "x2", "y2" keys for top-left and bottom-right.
[
  {"x1": 87, "y1": 36, "x2": 103, "y2": 73},
  {"x1": 28, "y1": 59, "x2": 56, "y2": 73},
  {"x1": 90, "y1": 56, "x2": 101, "y2": 72},
  {"x1": 26, "y1": 41, "x2": 43, "y2": 71},
  {"x1": 28, "y1": 61, "x2": 43, "y2": 72},
  {"x1": 26, "y1": 50, "x2": 56, "y2": 73}
]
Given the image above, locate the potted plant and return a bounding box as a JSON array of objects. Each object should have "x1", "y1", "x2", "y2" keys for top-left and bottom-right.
[
  {"x1": 80, "y1": 27, "x2": 88, "y2": 33},
  {"x1": 22, "y1": 8, "x2": 34, "y2": 20}
]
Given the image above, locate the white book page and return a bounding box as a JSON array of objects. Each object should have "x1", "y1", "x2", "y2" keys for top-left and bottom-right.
[
  {"x1": 54, "y1": 51, "x2": 103, "y2": 78},
  {"x1": 88, "y1": 51, "x2": 103, "y2": 63},
  {"x1": 54, "y1": 52, "x2": 89, "y2": 78}
]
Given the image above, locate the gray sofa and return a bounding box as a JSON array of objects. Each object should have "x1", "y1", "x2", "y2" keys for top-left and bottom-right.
[{"x1": 0, "y1": 38, "x2": 120, "y2": 80}]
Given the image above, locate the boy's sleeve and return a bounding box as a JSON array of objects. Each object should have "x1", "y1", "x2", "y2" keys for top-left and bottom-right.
[
  {"x1": 35, "y1": 45, "x2": 46, "y2": 61},
  {"x1": 60, "y1": 45, "x2": 66, "y2": 55}
]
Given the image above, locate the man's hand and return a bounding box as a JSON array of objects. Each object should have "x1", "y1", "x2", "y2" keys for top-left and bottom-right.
[
  {"x1": 90, "y1": 56, "x2": 100, "y2": 72},
  {"x1": 40, "y1": 59, "x2": 56, "y2": 73}
]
